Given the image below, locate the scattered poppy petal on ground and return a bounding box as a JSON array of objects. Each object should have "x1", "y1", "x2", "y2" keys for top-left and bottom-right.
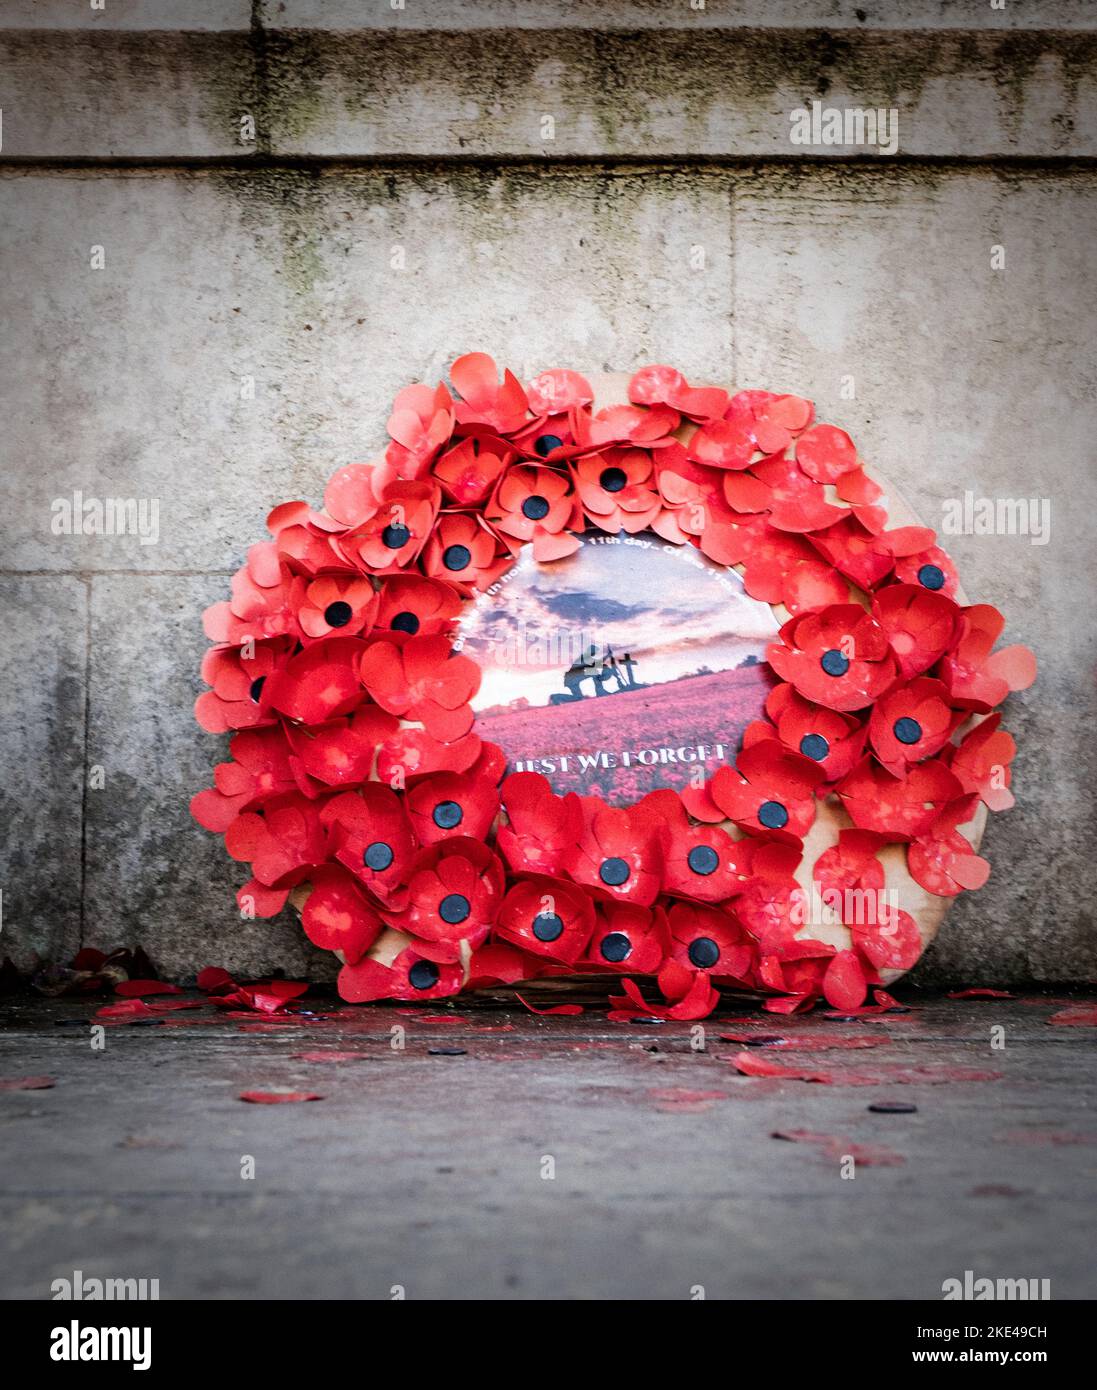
[
  {"x1": 514, "y1": 993, "x2": 584, "y2": 1016},
  {"x1": 773, "y1": 1128, "x2": 905, "y2": 1166},
  {"x1": 290, "y1": 1050, "x2": 375, "y2": 1062},
  {"x1": 0, "y1": 1075, "x2": 55, "y2": 1091},
  {"x1": 948, "y1": 988, "x2": 1015, "y2": 1000},
  {"x1": 1047, "y1": 1006, "x2": 1097, "y2": 1027},
  {"x1": 238, "y1": 1090, "x2": 323, "y2": 1103}
]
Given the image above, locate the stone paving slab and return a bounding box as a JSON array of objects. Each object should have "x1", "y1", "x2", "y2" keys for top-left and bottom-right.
[{"x1": 0, "y1": 993, "x2": 1093, "y2": 1299}]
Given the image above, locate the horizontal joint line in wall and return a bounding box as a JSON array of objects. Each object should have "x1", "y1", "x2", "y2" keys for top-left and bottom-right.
[{"x1": 0, "y1": 154, "x2": 1096, "y2": 175}]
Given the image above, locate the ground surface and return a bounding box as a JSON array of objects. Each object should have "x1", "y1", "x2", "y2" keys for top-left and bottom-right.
[{"x1": 1, "y1": 989, "x2": 1094, "y2": 1301}]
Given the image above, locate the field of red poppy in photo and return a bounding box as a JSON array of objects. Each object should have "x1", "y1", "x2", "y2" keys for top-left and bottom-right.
[{"x1": 475, "y1": 664, "x2": 776, "y2": 804}]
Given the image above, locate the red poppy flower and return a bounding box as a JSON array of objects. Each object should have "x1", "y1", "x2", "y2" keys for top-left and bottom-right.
[
  {"x1": 382, "y1": 838, "x2": 505, "y2": 959},
  {"x1": 892, "y1": 542, "x2": 960, "y2": 598},
  {"x1": 496, "y1": 874, "x2": 595, "y2": 964},
  {"x1": 301, "y1": 864, "x2": 383, "y2": 964},
  {"x1": 385, "y1": 381, "x2": 455, "y2": 477},
  {"x1": 767, "y1": 605, "x2": 897, "y2": 712},
  {"x1": 203, "y1": 544, "x2": 299, "y2": 646},
  {"x1": 195, "y1": 637, "x2": 292, "y2": 733},
  {"x1": 806, "y1": 516, "x2": 896, "y2": 592},
  {"x1": 872, "y1": 583, "x2": 960, "y2": 680},
  {"x1": 665, "y1": 901, "x2": 754, "y2": 983},
  {"x1": 937, "y1": 604, "x2": 1037, "y2": 712},
  {"x1": 496, "y1": 772, "x2": 584, "y2": 876},
  {"x1": 375, "y1": 574, "x2": 462, "y2": 640},
  {"x1": 339, "y1": 946, "x2": 463, "y2": 1003},
  {"x1": 449, "y1": 352, "x2": 530, "y2": 435},
  {"x1": 686, "y1": 416, "x2": 756, "y2": 469},
  {"x1": 322, "y1": 783, "x2": 417, "y2": 903},
  {"x1": 526, "y1": 367, "x2": 594, "y2": 417},
  {"x1": 359, "y1": 634, "x2": 480, "y2": 742},
  {"x1": 763, "y1": 683, "x2": 866, "y2": 784},
  {"x1": 224, "y1": 792, "x2": 329, "y2": 889},
  {"x1": 405, "y1": 770, "x2": 500, "y2": 847},
  {"x1": 836, "y1": 755, "x2": 963, "y2": 840},
  {"x1": 568, "y1": 798, "x2": 662, "y2": 906},
  {"x1": 285, "y1": 704, "x2": 397, "y2": 795},
  {"x1": 608, "y1": 972, "x2": 718, "y2": 1022},
  {"x1": 726, "y1": 388, "x2": 815, "y2": 455},
  {"x1": 629, "y1": 364, "x2": 729, "y2": 422},
  {"x1": 264, "y1": 636, "x2": 367, "y2": 725},
  {"x1": 268, "y1": 502, "x2": 354, "y2": 576},
  {"x1": 509, "y1": 370, "x2": 595, "y2": 462},
  {"x1": 376, "y1": 726, "x2": 485, "y2": 782},
  {"x1": 908, "y1": 794, "x2": 990, "y2": 898},
  {"x1": 812, "y1": 826, "x2": 885, "y2": 895},
  {"x1": 822, "y1": 949, "x2": 869, "y2": 1011},
  {"x1": 868, "y1": 677, "x2": 962, "y2": 775},
  {"x1": 581, "y1": 901, "x2": 668, "y2": 974},
  {"x1": 851, "y1": 901, "x2": 923, "y2": 973},
  {"x1": 572, "y1": 402, "x2": 680, "y2": 450},
  {"x1": 340, "y1": 480, "x2": 439, "y2": 574},
  {"x1": 293, "y1": 575, "x2": 378, "y2": 642},
  {"x1": 466, "y1": 939, "x2": 547, "y2": 987},
  {"x1": 948, "y1": 713, "x2": 1016, "y2": 811},
  {"x1": 486, "y1": 464, "x2": 581, "y2": 561},
  {"x1": 705, "y1": 741, "x2": 823, "y2": 841},
  {"x1": 421, "y1": 511, "x2": 510, "y2": 592},
  {"x1": 573, "y1": 447, "x2": 661, "y2": 533},
  {"x1": 793, "y1": 423, "x2": 860, "y2": 483},
  {"x1": 699, "y1": 509, "x2": 844, "y2": 612},
  {"x1": 321, "y1": 462, "x2": 386, "y2": 529},
  {"x1": 723, "y1": 454, "x2": 850, "y2": 533},
  {"x1": 432, "y1": 434, "x2": 515, "y2": 507},
  {"x1": 732, "y1": 840, "x2": 805, "y2": 956},
  {"x1": 190, "y1": 725, "x2": 297, "y2": 833},
  {"x1": 659, "y1": 811, "x2": 755, "y2": 903}
]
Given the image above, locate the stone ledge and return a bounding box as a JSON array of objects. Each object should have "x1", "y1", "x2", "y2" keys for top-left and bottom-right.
[
  {"x1": 2, "y1": 1, "x2": 1095, "y2": 33},
  {"x1": 1, "y1": 27, "x2": 1094, "y2": 160}
]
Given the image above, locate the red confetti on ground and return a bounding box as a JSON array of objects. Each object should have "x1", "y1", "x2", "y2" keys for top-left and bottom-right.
[
  {"x1": 1047, "y1": 1006, "x2": 1097, "y2": 1027},
  {"x1": 649, "y1": 1087, "x2": 729, "y2": 1113},
  {"x1": 773, "y1": 1129, "x2": 905, "y2": 1167},
  {"x1": 718, "y1": 1034, "x2": 886, "y2": 1051},
  {"x1": 514, "y1": 993, "x2": 584, "y2": 1016},
  {"x1": 96, "y1": 999, "x2": 156, "y2": 1020},
  {"x1": 728, "y1": 1051, "x2": 999, "y2": 1086},
  {"x1": 0, "y1": 1075, "x2": 55, "y2": 1091},
  {"x1": 289, "y1": 1051, "x2": 375, "y2": 1063},
  {"x1": 238, "y1": 1090, "x2": 324, "y2": 1103}
]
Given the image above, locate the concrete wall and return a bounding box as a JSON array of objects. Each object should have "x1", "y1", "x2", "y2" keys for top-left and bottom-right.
[{"x1": 1, "y1": 2, "x2": 1094, "y2": 986}]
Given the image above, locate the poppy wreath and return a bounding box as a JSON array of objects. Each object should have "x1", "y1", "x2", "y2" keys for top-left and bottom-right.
[{"x1": 191, "y1": 355, "x2": 1036, "y2": 1019}]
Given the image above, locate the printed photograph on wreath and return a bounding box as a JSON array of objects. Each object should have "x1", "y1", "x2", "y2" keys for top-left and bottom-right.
[{"x1": 456, "y1": 529, "x2": 778, "y2": 802}]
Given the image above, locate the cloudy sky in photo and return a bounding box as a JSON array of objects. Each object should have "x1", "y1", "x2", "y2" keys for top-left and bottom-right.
[{"x1": 457, "y1": 529, "x2": 778, "y2": 710}]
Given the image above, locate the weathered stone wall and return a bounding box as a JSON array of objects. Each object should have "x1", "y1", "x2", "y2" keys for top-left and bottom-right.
[{"x1": 1, "y1": 2, "x2": 1094, "y2": 985}]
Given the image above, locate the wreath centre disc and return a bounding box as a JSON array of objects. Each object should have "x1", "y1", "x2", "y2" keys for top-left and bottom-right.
[{"x1": 455, "y1": 527, "x2": 779, "y2": 805}]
